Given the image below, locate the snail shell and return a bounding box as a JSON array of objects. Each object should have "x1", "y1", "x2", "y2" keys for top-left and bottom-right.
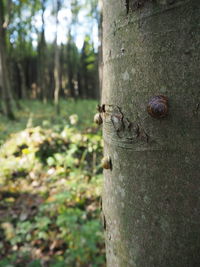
[
  {"x1": 101, "y1": 156, "x2": 112, "y2": 170},
  {"x1": 147, "y1": 95, "x2": 169, "y2": 119},
  {"x1": 94, "y1": 113, "x2": 103, "y2": 125}
]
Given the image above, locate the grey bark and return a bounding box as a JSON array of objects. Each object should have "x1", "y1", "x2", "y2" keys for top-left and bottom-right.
[{"x1": 102, "y1": 0, "x2": 200, "y2": 266}]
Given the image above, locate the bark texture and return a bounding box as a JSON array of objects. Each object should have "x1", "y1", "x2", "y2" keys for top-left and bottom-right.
[{"x1": 102, "y1": 0, "x2": 200, "y2": 266}]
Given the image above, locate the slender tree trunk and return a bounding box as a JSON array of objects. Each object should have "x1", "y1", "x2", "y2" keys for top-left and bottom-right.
[
  {"x1": 102, "y1": 1, "x2": 200, "y2": 266},
  {"x1": 53, "y1": 0, "x2": 61, "y2": 114},
  {"x1": 54, "y1": 41, "x2": 60, "y2": 114},
  {"x1": 16, "y1": 2, "x2": 28, "y2": 100},
  {"x1": 38, "y1": 0, "x2": 47, "y2": 103},
  {"x1": 17, "y1": 61, "x2": 27, "y2": 99},
  {"x1": 0, "y1": 0, "x2": 14, "y2": 119},
  {"x1": 77, "y1": 71, "x2": 83, "y2": 98},
  {"x1": 66, "y1": 31, "x2": 76, "y2": 98},
  {"x1": 67, "y1": 51, "x2": 75, "y2": 98},
  {"x1": 9, "y1": 60, "x2": 22, "y2": 109},
  {"x1": 59, "y1": 44, "x2": 64, "y2": 98},
  {"x1": 81, "y1": 41, "x2": 89, "y2": 98}
]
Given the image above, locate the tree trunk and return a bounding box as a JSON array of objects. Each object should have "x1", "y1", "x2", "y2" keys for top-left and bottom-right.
[
  {"x1": 38, "y1": 0, "x2": 47, "y2": 103},
  {"x1": 66, "y1": 36, "x2": 75, "y2": 98},
  {"x1": 17, "y1": 61, "x2": 27, "y2": 99},
  {"x1": 0, "y1": 0, "x2": 14, "y2": 119},
  {"x1": 54, "y1": 41, "x2": 60, "y2": 114},
  {"x1": 102, "y1": 1, "x2": 200, "y2": 266},
  {"x1": 53, "y1": 0, "x2": 61, "y2": 114}
]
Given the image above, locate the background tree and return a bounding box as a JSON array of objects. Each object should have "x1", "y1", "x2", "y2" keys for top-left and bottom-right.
[
  {"x1": 102, "y1": 0, "x2": 200, "y2": 266},
  {"x1": 0, "y1": 0, "x2": 14, "y2": 119},
  {"x1": 37, "y1": 0, "x2": 47, "y2": 102},
  {"x1": 0, "y1": 0, "x2": 100, "y2": 120},
  {"x1": 81, "y1": 35, "x2": 98, "y2": 99},
  {"x1": 53, "y1": 0, "x2": 62, "y2": 114},
  {"x1": 66, "y1": 31, "x2": 79, "y2": 98}
]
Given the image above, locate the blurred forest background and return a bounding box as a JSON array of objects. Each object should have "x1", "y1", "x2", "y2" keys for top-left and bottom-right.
[{"x1": 0, "y1": 0, "x2": 105, "y2": 266}]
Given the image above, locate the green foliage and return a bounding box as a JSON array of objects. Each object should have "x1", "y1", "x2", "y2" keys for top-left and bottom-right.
[
  {"x1": 81, "y1": 35, "x2": 96, "y2": 71},
  {"x1": 0, "y1": 100, "x2": 105, "y2": 266}
]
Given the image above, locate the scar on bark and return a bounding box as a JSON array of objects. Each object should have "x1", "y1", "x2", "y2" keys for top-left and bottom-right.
[
  {"x1": 101, "y1": 212, "x2": 107, "y2": 231},
  {"x1": 125, "y1": 0, "x2": 129, "y2": 14},
  {"x1": 99, "y1": 198, "x2": 107, "y2": 230},
  {"x1": 125, "y1": 0, "x2": 157, "y2": 13},
  {"x1": 97, "y1": 104, "x2": 105, "y2": 113},
  {"x1": 111, "y1": 106, "x2": 125, "y2": 138},
  {"x1": 193, "y1": 103, "x2": 200, "y2": 116},
  {"x1": 136, "y1": 124, "x2": 149, "y2": 143},
  {"x1": 108, "y1": 104, "x2": 150, "y2": 143},
  {"x1": 197, "y1": 103, "x2": 200, "y2": 112},
  {"x1": 99, "y1": 197, "x2": 102, "y2": 211}
]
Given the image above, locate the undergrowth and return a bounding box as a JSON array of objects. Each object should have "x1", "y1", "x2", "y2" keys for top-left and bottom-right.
[{"x1": 0, "y1": 100, "x2": 105, "y2": 267}]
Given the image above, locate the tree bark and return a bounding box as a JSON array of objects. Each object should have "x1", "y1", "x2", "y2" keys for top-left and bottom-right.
[
  {"x1": 54, "y1": 43, "x2": 60, "y2": 113},
  {"x1": 53, "y1": 0, "x2": 61, "y2": 114},
  {"x1": 17, "y1": 61, "x2": 27, "y2": 99},
  {"x1": 0, "y1": 0, "x2": 14, "y2": 119},
  {"x1": 102, "y1": 0, "x2": 200, "y2": 266},
  {"x1": 66, "y1": 34, "x2": 75, "y2": 98},
  {"x1": 38, "y1": 0, "x2": 47, "y2": 103}
]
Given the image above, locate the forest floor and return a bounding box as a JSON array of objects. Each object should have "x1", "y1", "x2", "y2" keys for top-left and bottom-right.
[{"x1": 0, "y1": 100, "x2": 105, "y2": 267}]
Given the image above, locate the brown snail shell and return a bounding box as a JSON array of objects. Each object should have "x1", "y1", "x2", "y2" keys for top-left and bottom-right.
[
  {"x1": 147, "y1": 95, "x2": 169, "y2": 119},
  {"x1": 94, "y1": 113, "x2": 103, "y2": 125},
  {"x1": 101, "y1": 156, "x2": 112, "y2": 170}
]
